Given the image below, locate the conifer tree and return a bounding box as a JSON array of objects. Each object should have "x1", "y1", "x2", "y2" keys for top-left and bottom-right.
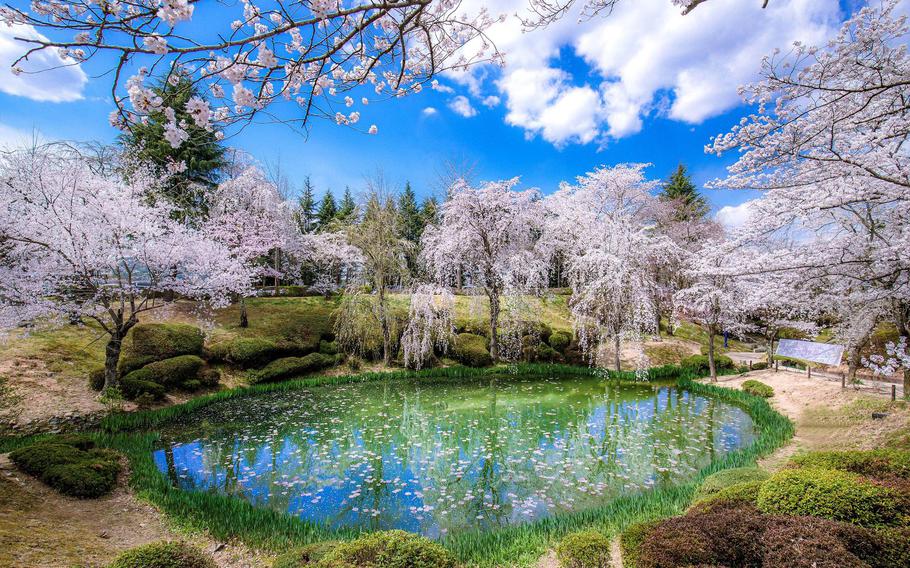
[
  {"x1": 337, "y1": 186, "x2": 356, "y2": 222},
  {"x1": 419, "y1": 196, "x2": 439, "y2": 228},
  {"x1": 659, "y1": 164, "x2": 709, "y2": 221},
  {"x1": 316, "y1": 190, "x2": 338, "y2": 230},
  {"x1": 296, "y1": 176, "x2": 317, "y2": 233},
  {"x1": 398, "y1": 182, "x2": 423, "y2": 243}
]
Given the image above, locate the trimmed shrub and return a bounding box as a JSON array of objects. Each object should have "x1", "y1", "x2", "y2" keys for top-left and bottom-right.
[
  {"x1": 535, "y1": 343, "x2": 560, "y2": 363},
  {"x1": 251, "y1": 353, "x2": 335, "y2": 384},
  {"x1": 272, "y1": 542, "x2": 339, "y2": 568},
  {"x1": 556, "y1": 530, "x2": 611, "y2": 568},
  {"x1": 108, "y1": 541, "x2": 216, "y2": 568},
  {"x1": 757, "y1": 467, "x2": 902, "y2": 526},
  {"x1": 619, "y1": 520, "x2": 661, "y2": 568},
  {"x1": 691, "y1": 481, "x2": 765, "y2": 512},
  {"x1": 456, "y1": 320, "x2": 489, "y2": 338},
  {"x1": 207, "y1": 337, "x2": 317, "y2": 368},
  {"x1": 548, "y1": 330, "x2": 572, "y2": 352},
  {"x1": 121, "y1": 376, "x2": 165, "y2": 400},
  {"x1": 319, "y1": 340, "x2": 339, "y2": 355},
  {"x1": 695, "y1": 467, "x2": 770, "y2": 501},
  {"x1": 10, "y1": 437, "x2": 120, "y2": 498},
  {"x1": 750, "y1": 361, "x2": 769, "y2": 370},
  {"x1": 88, "y1": 366, "x2": 106, "y2": 391},
  {"x1": 760, "y1": 518, "x2": 873, "y2": 568},
  {"x1": 680, "y1": 354, "x2": 735, "y2": 374},
  {"x1": 123, "y1": 355, "x2": 205, "y2": 388},
  {"x1": 316, "y1": 530, "x2": 456, "y2": 568},
  {"x1": 119, "y1": 323, "x2": 204, "y2": 375},
  {"x1": 452, "y1": 333, "x2": 492, "y2": 367},
  {"x1": 742, "y1": 379, "x2": 774, "y2": 398},
  {"x1": 789, "y1": 449, "x2": 910, "y2": 480},
  {"x1": 874, "y1": 527, "x2": 910, "y2": 568},
  {"x1": 199, "y1": 368, "x2": 221, "y2": 387}
]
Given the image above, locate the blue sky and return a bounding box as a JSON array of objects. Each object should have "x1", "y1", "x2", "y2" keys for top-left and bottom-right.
[{"x1": 0, "y1": 0, "x2": 863, "y2": 223}]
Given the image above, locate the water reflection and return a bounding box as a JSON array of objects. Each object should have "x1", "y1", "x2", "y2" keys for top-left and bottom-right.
[{"x1": 153, "y1": 376, "x2": 755, "y2": 537}]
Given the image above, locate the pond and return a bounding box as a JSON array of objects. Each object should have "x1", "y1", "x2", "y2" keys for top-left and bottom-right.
[{"x1": 152, "y1": 375, "x2": 756, "y2": 538}]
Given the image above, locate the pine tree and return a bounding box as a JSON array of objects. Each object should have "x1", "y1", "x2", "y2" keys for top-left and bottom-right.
[
  {"x1": 419, "y1": 196, "x2": 439, "y2": 229},
  {"x1": 659, "y1": 164, "x2": 709, "y2": 221},
  {"x1": 119, "y1": 76, "x2": 225, "y2": 223},
  {"x1": 296, "y1": 176, "x2": 316, "y2": 233},
  {"x1": 337, "y1": 186, "x2": 356, "y2": 221},
  {"x1": 316, "y1": 190, "x2": 338, "y2": 230},
  {"x1": 398, "y1": 182, "x2": 422, "y2": 243}
]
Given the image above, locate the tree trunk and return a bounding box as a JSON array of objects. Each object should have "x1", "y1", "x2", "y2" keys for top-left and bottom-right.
[
  {"x1": 378, "y1": 286, "x2": 392, "y2": 366},
  {"x1": 847, "y1": 345, "x2": 860, "y2": 384},
  {"x1": 239, "y1": 296, "x2": 249, "y2": 328},
  {"x1": 488, "y1": 292, "x2": 500, "y2": 362},
  {"x1": 103, "y1": 333, "x2": 124, "y2": 391},
  {"x1": 273, "y1": 249, "x2": 280, "y2": 294},
  {"x1": 707, "y1": 330, "x2": 717, "y2": 382},
  {"x1": 766, "y1": 331, "x2": 776, "y2": 366},
  {"x1": 614, "y1": 334, "x2": 622, "y2": 372},
  {"x1": 653, "y1": 308, "x2": 662, "y2": 341}
]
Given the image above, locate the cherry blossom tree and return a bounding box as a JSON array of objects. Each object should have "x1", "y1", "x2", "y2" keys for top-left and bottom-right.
[
  {"x1": 0, "y1": 144, "x2": 251, "y2": 390},
  {"x1": 674, "y1": 247, "x2": 747, "y2": 381},
  {"x1": 421, "y1": 178, "x2": 547, "y2": 362},
  {"x1": 285, "y1": 231, "x2": 363, "y2": 296},
  {"x1": 205, "y1": 165, "x2": 290, "y2": 327},
  {"x1": 707, "y1": 0, "x2": 910, "y2": 394},
  {"x1": 1, "y1": 0, "x2": 500, "y2": 145},
  {"x1": 401, "y1": 284, "x2": 454, "y2": 370},
  {"x1": 544, "y1": 164, "x2": 674, "y2": 374},
  {"x1": 739, "y1": 271, "x2": 817, "y2": 366}
]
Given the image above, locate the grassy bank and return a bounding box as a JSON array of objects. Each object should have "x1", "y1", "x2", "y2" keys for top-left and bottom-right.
[{"x1": 0, "y1": 364, "x2": 793, "y2": 567}]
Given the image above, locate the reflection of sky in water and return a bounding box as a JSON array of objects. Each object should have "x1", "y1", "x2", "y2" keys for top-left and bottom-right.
[{"x1": 153, "y1": 377, "x2": 755, "y2": 537}]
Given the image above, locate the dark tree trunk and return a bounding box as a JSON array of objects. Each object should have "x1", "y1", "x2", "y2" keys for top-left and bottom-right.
[
  {"x1": 614, "y1": 334, "x2": 622, "y2": 372},
  {"x1": 239, "y1": 296, "x2": 249, "y2": 328},
  {"x1": 273, "y1": 249, "x2": 280, "y2": 294},
  {"x1": 488, "y1": 291, "x2": 500, "y2": 362},
  {"x1": 378, "y1": 285, "x2": 392, "y2": 366},
  {"x1": 103, "y1": 317, "x2": 137, "y2": 390},
  {"x1": 707, "y1": 330, "x2": 717, "y2": 382}
]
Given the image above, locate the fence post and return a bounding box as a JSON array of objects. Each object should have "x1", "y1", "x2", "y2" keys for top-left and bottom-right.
[
  {"x1": 775, "y1": 360, "x2": 779, "y2": 372},
  {"x1": 748, "y1": 360, "x2": 752, "y2": 370},
  {"x1": 807, "y1": 366, "x2": 811, "y2": 379},
  {"x1": 841, "y1": 372, "x2": 845, "y2": 389},
  {"x1": 893, "y1": 385, "x2": 897, "y2": 402}
]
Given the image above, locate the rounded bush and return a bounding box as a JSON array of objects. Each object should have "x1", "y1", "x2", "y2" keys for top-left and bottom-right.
[
  {"x1": 121, "y1": 376, "x2": 166, "y2": 400},
  {"x1": 761, "y1": 519, "x2": 871, "y2": 568},
  {"x1": 556, "y1": 530, "x2": 611, "y2": 568},
  {"x1": 874, "y1": 527, "x2": 910, "y2": 568},
  {"x1": 452, "y1": 333, "x2": 492, "y2": 367},
  {"x1": 9, "y1": 437, "x2": 120, "y2": 498},
  {"x1": 199, "y1": 368, "x2": 221, "y2": 387},
  {"x1": 316, "y1": 530, "x2": 456, "y2": 568},
  {"x1": 619, "y1": 520, "x2": 661, "y2": 568},
  {"x1": 691, "y1": 481, "x2": 766, "y2": 512},
  {"x1": 548, "y1": 330, "x2": 572, "y2": 352},
  {"x1": 750, "y1": 361, "x2": 769, "y2": 370},
  {"x1": 108, "y1": 541, "x2": 216, "y2": 568},
  {"x1": 680, "y1": 354, "x2": 735, "y2": 374},
  {"x1": 124, "y1": 355, "x2": 205, "y2": 388},
  {"x1": 319, "y1": 340, "x2": 339, "y2": 355},
  {"x1": 119, "y1": 323, "x2": 204, "y2": 374},
  {"x1": 742, "y1": 379, "x2": 774, "y2": 398},
  {"x1": 251, "y1": 353, "x2": 335, "y2": 384},
  {"x1": 789, "y1": 449, "x2": 910, "y2": 480},
  {"x1": 757, "y1": 467, "x2": 902, "y2": 526},
  {"x1": 272, "y1": 541, "x2": 339, "y2": 568},
  {"x1": 695, "y1": 468, "x2": 770, "y2": 501}
]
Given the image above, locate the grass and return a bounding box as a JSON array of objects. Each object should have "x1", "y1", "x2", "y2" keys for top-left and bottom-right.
[
  {"x1": 0, "y1": 321, "x2": 107, "y2": 379},
  {"x1": 0, "y1": 362, "x2": 794, "y2": 567},
  {"x1": 668, "y1": 320, "x2": 750, "y2": 354}
]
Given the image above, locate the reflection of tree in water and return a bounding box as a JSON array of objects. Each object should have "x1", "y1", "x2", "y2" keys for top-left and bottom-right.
[{"x1": 155, "y1": 378, "x2": 754, "y2": 535}]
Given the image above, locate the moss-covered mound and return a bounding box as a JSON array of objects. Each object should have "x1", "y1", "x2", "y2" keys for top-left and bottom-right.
[
  {"x1": 9, "y1": 435, "x2": 120, "y2": 498},
  {"x1": 119, "y1": 323, "x2": 204, "y2": 375},
  {"x1": 742, "y1": 379, "x2": 774, "y2": 398},
  {"x1": 451, "y1": 333, "x2": 492, "y2": 367},
  {"x1": 251, "y1": 353, "x2": 336, "y2": 384},
  {"x1": 556, "y1": 530, "x2": 611, "y2": 568},
  {"x1": 123, "y1": 355, "x2": 206, "y2": 388},
  {"x1": 108, "y1": 541, "x2": 215, "y2": 568},
  {"x1": 756, "y1": 467, "x2": 903, "y2": 526},
  {"x1": 681, "y1": 354, "x2": 735, "y2": 374},
  {"x1": 272, "y1": 542, "x2": 339, "y2": 568},
  {"x1": 548, "y1": 330, "x2": 572, "y2": 353},
  {"x1": 207, "y1": 337, "x2": 319, "y2": 368},
  {"x1": 789, "y1": 449, "x2": 910, "y2": 480},
  {"x1": 315, "y1": 530, "x2": 456, "y2": 568},
  {"x1": 694, "y1": 467, "x2": 770, "y2": 502}
]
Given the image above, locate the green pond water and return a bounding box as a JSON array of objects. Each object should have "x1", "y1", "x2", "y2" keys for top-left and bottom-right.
[{"x1": 153, "y1": 375, "x2": 756, "y2": 537}]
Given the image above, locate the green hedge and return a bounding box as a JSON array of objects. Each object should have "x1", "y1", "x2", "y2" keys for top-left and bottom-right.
[
  {"x1": 315, "y1": 530, "x2": 456, "y2": 568},
  {"x1": 556, "y1": 530, "x2": 611, "y2": 568},
  {"x1": 789, "y1": 449, "x2": 910, "y2": 480},
  {"x1": 251, "y1": 353, "x2": 336, "y2": 384},
  {"x1": 208, "y1": 337, "x2": 318, "y2": 368},
  {"x1": 123, "y1": 355, "x2": 206, "y2": 388},
  {"x1": 272, "y1": 541, "x2": 339, "y2": 568},
  {"x1": 548, "y1": 330, "x2": 572, "y2": 353},
  {"x1": 451, "y1": 333, "x2": 492, "y2": 367},
  {"x1": 9, "y1": 435, "x2": 120, "y2": 498},
  {"x1": 757, "y1": 467, "x2": 903, "y2": 526},
  {"x1": 119, "y1": 323, "x2": 204, "y2": 374},
  {"x1": 694, "y1": 467, "x2": 770, "y2": 501},
  {"x1": 619, "y1": 520, "x2": 661, "y2": 568},
  {"x1": 691, "y1": 480, "x2": 765, "y2": 512},
  {"x1": 108, "y1": 541, "x2": 215, "y2": 568},
  {"x1": 680, "y1": 354, "x2": 735, "y2": 373},
  {"x1": 741, "y1": 379, "x2": 774, "y2": 398}
]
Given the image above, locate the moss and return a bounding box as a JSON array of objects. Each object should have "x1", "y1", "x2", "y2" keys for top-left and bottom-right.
[
  {"x1": 319, "y1": 340, "x2": 339, "y2": 355},
  {"x1": 757, "y1": 467, "x2": 903, "y2": 526},
  {"x1": 199, "y1": 368, "x2": 221, "y2": 387},
  {"x1": 120, "y1": 323, "x2": 204, "y2": 375},
  {"x1": 680, "y1": 354, "x2": 735, "y2": 374},
  {"x1": 619, "y1": 520, "x2": 661, "y2": 568},
  {"x1": 741, "y1": 379, "x2": 774, "y2": 398},
  {"x1": 315, "y1": 530, "x2": 456, "y2": 568},
  {"x1": 251, "y1": 353, "x2": 335, "y2": 384},
  {"x1": 123, "y1": 355, "x2": 205, "y2": 388},
  {"x1": 121, "y1": 376, "x2": 166, "y2": 400},
  {"x1": 88, "y1": 366, "x2": 106, "y2": 391},
  {"x1": 548, "y1": 330, "x2": 572, "y2": 352},
  {"x1": 207, "y1": 337, "x2": 316, "y2": 369},
  {"x1": 272, "y1": 541, "x2": 339, "y2": 568},
  {"x1": 556, "y1": 530, "x2": 611, "y2": 568},
  {"x1": 694, "y1": 467, "x2": 770, "y2": 501},
  {"x1": 789, "y1": 449, "x2": 910, "y2": 480},
  {"x1": 117, "y1": 354, "x2": 159, "y2": 377},
  {"x1": 451, "y1": 333, "x2": 492, "y2": 367},
  {"x1": 108, "y1": 541, "x2": 216, "y2": 568},
  {"x1": 9, "y1": 437, "x2": 120, "y2": 498}
]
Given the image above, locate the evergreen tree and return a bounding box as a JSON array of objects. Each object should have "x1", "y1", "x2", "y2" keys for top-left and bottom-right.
[
  {"x1": 659, "y1": 164, "x2": 709, "y2": 221},
  {"x1": 398, "y1": 182, "x2": 422, "y2": 243},
  {"x1": 419, "y1": 196, "x2": 439, "y2": 229},
  {"x1": 337, "y1": 186, "x2": 356, "y2": 221},
  {"x1": 296, "y1": 176, "x2": 317, "y2": 233},
  {"x1": 316, "y1": 189, "x2": 338, "y2": 230},
  {"x1": 120, "y1": 76, "x2": 225, "y2": 223}
]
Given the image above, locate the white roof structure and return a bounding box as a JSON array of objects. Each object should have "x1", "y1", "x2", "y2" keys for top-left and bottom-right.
[{"x1": 776, "y1": 339, "x2": 845, "y2": 366}]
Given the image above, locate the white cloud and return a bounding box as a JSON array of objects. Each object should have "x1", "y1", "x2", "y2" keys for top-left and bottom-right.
[
  {"x1": 422, "y1": 106, "x2": 438, "y2": 116},
  {"x1": 448, "y1": 95, "x2": 478, "y2": 118},
  {"x1": 0, "y1": 24, "x2": 88, "y2": 102},
  {"x1": 0, "y1": 122, "x2": 47, "y2": 149},
  {"x1": 482, "y1": 95, "x2": 501, "y2": 107},
  {"x1": 456, "y1": 0, "x2": 840, "y2": 145},
  {"x1": 716, "y1": 199, "x2": 757, "y2": 229}
]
